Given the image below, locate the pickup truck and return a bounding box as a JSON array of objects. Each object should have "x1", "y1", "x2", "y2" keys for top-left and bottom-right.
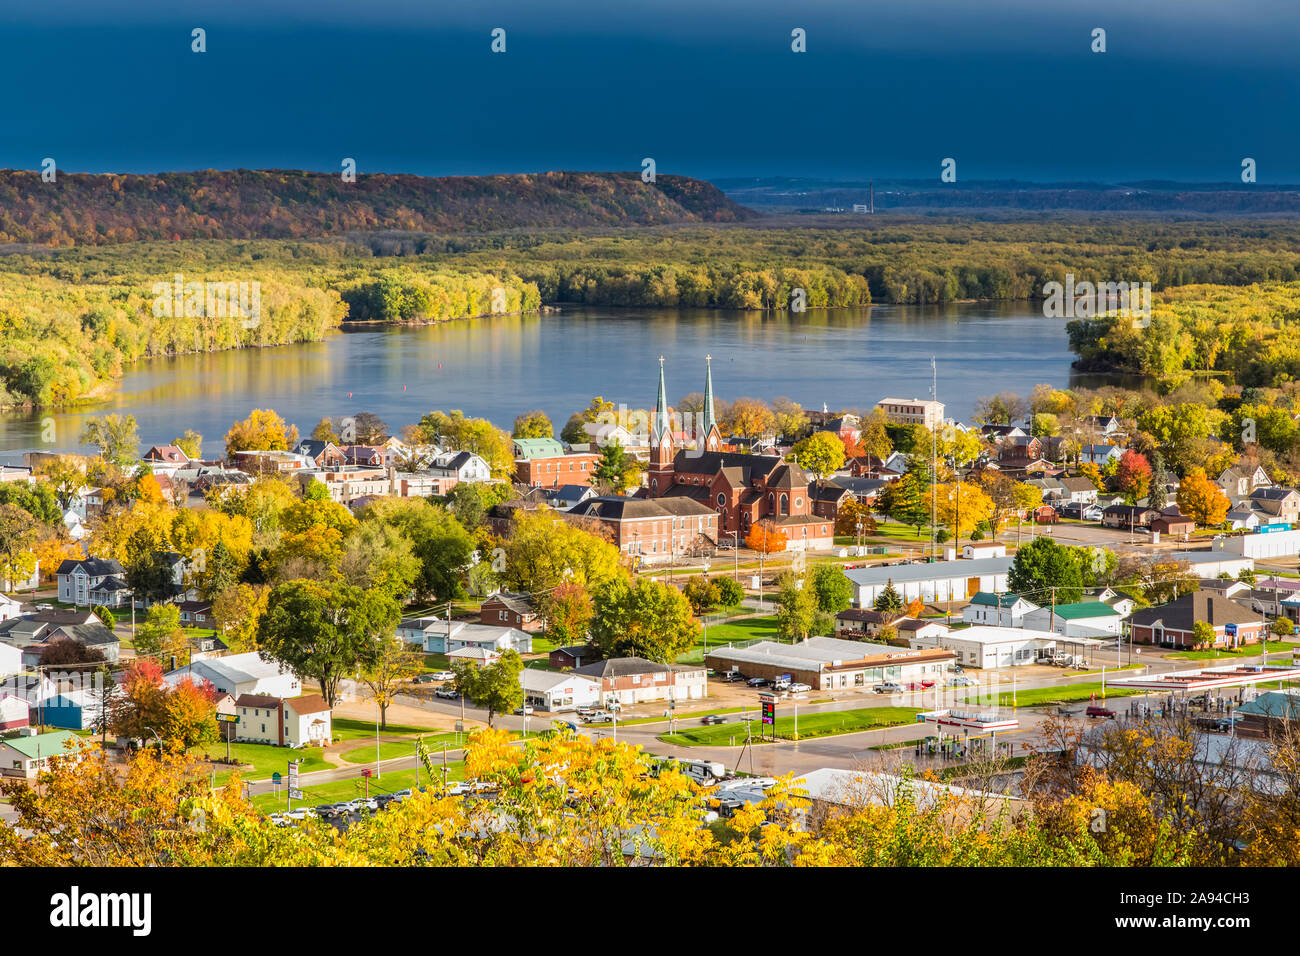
[{"x1": 874, "y1": 681, "x2": 903, "y2": 694}]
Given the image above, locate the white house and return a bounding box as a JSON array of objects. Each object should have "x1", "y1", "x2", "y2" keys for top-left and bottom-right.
[
  {"x1": 0, "y1": 641, "x2": 21, "y2": 679},
  {"x1": 56, "y1": 557, "x2": 127, "y2": 607},
  {"x1": 165, "y1": 652, "x2": 302, "y2": 700},
  {"x1": 0, "y1": 593, "x2": 21, "y2": 623},
  {"x1": 961, "y1": 592, "x2": 1039, "y2": 627},
  {"x1": 1021, "y1": 601, "x2": 1123, "y2": 637},
  {"x1": 0, "y1": 693, "x2": 29, "y2": 731},
  {"x1": 909, "y1": 625, "x2": 1061, "y2": 669},
  {"x1": 519, "y1": 669, "x2": 601, "y2": 712},
  {"x1": 401, "y1": 618, "x2": 532, "y2": 655},
  {"x1": 234, "y1": 693, "x2": 332, "y2": 748},
  {"x1": 62, "y1": 510, "x2": 88, "y2": 542},
  {"x1": 0, "y1": 729, "x2": 82, "y2": 779},
  {"x1": 430, "y1": 450, "x2": 492, "y2": 484},
  {"x1": 844, "y1": 557, "x2": 1013, "y2": 607},
  {"x1": 1080, "y1": 444, "x2": 1123, "y2": 466}
]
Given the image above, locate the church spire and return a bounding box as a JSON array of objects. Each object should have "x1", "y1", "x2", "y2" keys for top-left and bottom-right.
[
  {"x1": 702, "y1": 356, "x2": 722, "y2": 452},
  {"x1": 651, "y1": 355, "x2": 670, "y2": 444}
]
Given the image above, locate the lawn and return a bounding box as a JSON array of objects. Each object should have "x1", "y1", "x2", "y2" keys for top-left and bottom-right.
[
  {"x1": 617, "y1": 706, "x2": 748, "y2": 727},
  {"x1": 676, "y1": 614, "x2": 783, "y2": 664},
  {"x1": 658, "y1": 706, "x2": 918, "y2": 746},
  {"x1": 340, "y1": 735, "x2": 463, "y2": 764},
  {"x1": 1166, "y1": 641, "x2": 1296, "y2": 661},
  {"x1": 332, "y1": 717, "x2": 438, "y2": 741},
  {"x1": 963, "y1": 681, "x2": 1143, "y2": 708},
  {"x1": 198, "y1": 740, "x2": 331, "y2": 783},
  {"x1": 252, "y1": 762, "x2": 467, "y2": 813}
]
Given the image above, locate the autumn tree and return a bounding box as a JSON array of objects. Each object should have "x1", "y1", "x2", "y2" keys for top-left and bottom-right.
[
  {"x1": 1116, "y1": 449, "x2": 1152, "y2": 505},
  {"x1": 540, "y1": 581, "x2": 595, "y2": 646},
  {"x1": 745, "y1": 521, "x2": 787, "y2": 554},
  {"x1": 590, "y1": 577, "x2": 699, "y2": 663},
  {"x1": 512, "y1": 410, "x2": 553, "y2": 439},
  {"x1": 211, "y1": 583, "x2": 269, "y2": 651},
  {"x1": 0, "y1": 503, "x2": 42, "y2": 589},
  {"x1": 164, "y1": 678, "x2": 220, "y2": 751},
  {"x1": 171, "y1": 429, "x2": 203, "y2": 459},
  {"x1": 502, "y1": 510, "x2": 625, "y2": 594},
  {"x1": 792, "y1": 432, "x2": 847, "y2": 488},
  {"x1": 1176, "y1": 468, "x2": 1230, "y2": 526},
  {"x1": 361, "y1": 635, "x2": 423, "y2": 729},
  {"x1": 835, "y1": 498, "x2": 877, "y2": 537},
  {"x1": 223, "y1": 409, "x2": 299, "y2": 460},
  {"x1": 934, "y1": 482, "x2": 994, "y2": 545},
  {"x1": 722, "y1": 398, "x2": 776, "y2": 438},
  {"x1": 109, "y1": 659, "x2": 171, "y2": 741}
]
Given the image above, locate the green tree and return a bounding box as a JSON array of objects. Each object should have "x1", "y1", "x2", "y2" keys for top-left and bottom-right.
[
  {"x1": 776, "y1": 574, "x2": 818, "y2": 643},
  {"x1": 712, "y1": 576, "x2": 745, "y2": 609},
  {"x1": 171, "y1": 430, "x2": 203, "y2": 459},
  {"x1": 873, "y1": 582, "x2": 903, "y2": 614},
  {"x1": 360, "y1": 635, "x2": 423, "y2": 730},
  {"x1": 809, "y1": 564, "x2": 853, "y2": 614},
  {"x1": 133, "y1": 604, "x2": 188, "y2": 664},
  {"x1": 593, "y1": 440, "x2": 641, "y2": 494},
  {"x1": 453, "y1": 651, "x2": 525, "y2": 728},
  {"x1": 1008, "y1": 537, "x2": 1084, "y2": 604},
  {"x1": 880, "y1": 462, "x2": 931, "y2": 537},
  {"x1": 682, "y1": 575, "x2": 720, "y2": 615},
  {"x1": 359, "y1": 498, "x2": 475, "y2": 602},
  {"x1": 256, "y1": 579, "x2": 400, "y2": 706},
  {"x1": 80, "y1": 414, "x2": 140, "y2": 465},
  {"x1": 589, "y1": 578, "x2": 699, "y2": 663}
]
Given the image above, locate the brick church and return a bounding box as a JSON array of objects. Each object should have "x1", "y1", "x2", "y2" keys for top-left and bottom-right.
[{"x1": 642, "y1": 357, "x2": 832, "y2": 550}]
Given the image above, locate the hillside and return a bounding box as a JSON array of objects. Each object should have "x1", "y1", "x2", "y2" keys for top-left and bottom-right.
[{"x1": 0, "y1": 169, "x2": 755, "y2": 246}]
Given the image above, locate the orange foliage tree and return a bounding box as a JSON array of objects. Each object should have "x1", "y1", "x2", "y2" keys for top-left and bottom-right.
[{"x1": 745, "y1": 521, "x2": 787, "y2": 554}]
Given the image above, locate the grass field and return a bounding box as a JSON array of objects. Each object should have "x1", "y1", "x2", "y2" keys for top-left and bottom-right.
[
  {"x1": 331, "y1": 718, "x2": 438, "y2": 741},
  {"x1": 252, "y1": 762, "x2": 467, "y2": 813},
  {"x1": 676, "y1": 614, "x2": 784, "y2": 664},
  {"x1": 658, "y1": 706, "x2": 918, "y2": 746},
  {"x1": 1166, "y1": 641, "x2": 1296, "y2": 661},
  {"x1": 198, "y1": 741, "x2": 331, "y2": 783},
  {"x1": 964, "y1": 681, "x2": 1143, "y2": 708}
]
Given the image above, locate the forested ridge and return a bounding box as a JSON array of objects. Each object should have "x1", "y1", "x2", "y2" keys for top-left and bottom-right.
[
  {"x1": 0, "y1": 169, "x2": 753, "y2": 246},
  {"x1": 8, "y1": 215, "x2": 1300, "y2": 408}
]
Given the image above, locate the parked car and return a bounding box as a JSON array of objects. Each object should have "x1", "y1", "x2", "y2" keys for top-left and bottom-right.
[
  {"x1": 584, "y1": 711, "x2": 614, "y2": 723},
  {"x1": 347, "y1": 797, "x2": 379, "y2": 813},
  {"x1": 373, "y1": 794, "x2": 398, "y2": 809},
  {"x1": 428, "y1": 670, "x2": 455, "y2": 681},
  {"x1": 874, "y1": 681, "x2": 903, "y2": 694},
  {"x1": 788, "y1": 682, "x2": 812, "y2": 693},
  {"x1": 414, "y1": 673, "x2": 441, "y2": 683},
  {"x1": 746, "y1": 677, "x2": 769, "y2": 687},
  {"x1": 574, "y1": 706, "x2": 596, "y2": 717},
  {"x1": 1085, "y1": 705, "x2": 1116, "y2": 719},
  {"x1": 947, "y1": 675, "x2": 975, "y2": 687},
  {"x1": 772, "y1": 679, "x2": 791, "y2": 692},
  {"x1": 721, "y1": 672, "x2": 745, "y2": 683},
  {"x1": 434, "y1": 687, "x2": 459, "y2": 700},
  {"x1": 513, "y1": 704, "x2": 535, "y2": 716},
  {"x1": 700, "y1": 714, "x2": 728, "y2": 725}
]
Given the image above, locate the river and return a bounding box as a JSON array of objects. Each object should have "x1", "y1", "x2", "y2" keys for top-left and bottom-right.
[{"x1": 0, "y1": 302, "x2": 1119, "y2": 458}]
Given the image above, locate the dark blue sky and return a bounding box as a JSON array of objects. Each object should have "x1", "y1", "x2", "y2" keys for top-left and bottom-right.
[{"x1": 2, "y1": 0, "x2": 1297, "y2": 182}]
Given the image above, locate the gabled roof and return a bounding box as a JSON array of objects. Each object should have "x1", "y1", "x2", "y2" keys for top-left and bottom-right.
[
  {"x1": 235, "y1": 693, "x2": 281, "y2": 710},
  {"x1": 55, "y1": 557, "x2": 125, "y2": 577},
  {"x1": 968, "y1": 591, "x2": 1034, "y2": 609},
  {"x1": 483, "y1": 591, "x2": 536, "y2": 615},
  {"x1": 572, "y1": 657, "x2": 670, "y2": 679},
  {"x1": 1, "y1": 730, "x2": 79, "y2": 760},
  {"x1": 1126, "y1": 590, "x2": 1264, "y2": 631},
  {"x1": 285, "y1": 694, "x2": 331, "y2": 716},
  {"x1": 1047, "y1": 602, "x2": 1121, "y2": 620}
]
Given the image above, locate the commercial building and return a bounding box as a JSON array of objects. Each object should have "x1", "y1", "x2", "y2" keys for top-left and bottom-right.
[
  {"x1": 519, "y1": 669, "x2": 602, "y2": 712},
  {"x1": 844, "y1": 557, "x2": 1013, "y2": 607},
  {"x1": 907, "y1": 624, "x2": 1064, "y2": 669},
  {"x1": 705, "y1": 636, "x2": 954, "y2": 690},
  {"x1": 1125, "y1": 590, "x2": 1266, "y2": 649},
  {"x1": 1164, "y1": 551, "x2": 1254, "y2": 579},
  {"x1": 164, "y1": 651, "x2": 302, "y2": 700},
  {"x1": 874, "y1": 397, "x2": 945, "y2": 430},
  {"x1": 1222, "y1": 527, "x2": 1300, "y2": 560},
  {"x1": 570, "y1": 657, "x2": 707, "y2": 706}
]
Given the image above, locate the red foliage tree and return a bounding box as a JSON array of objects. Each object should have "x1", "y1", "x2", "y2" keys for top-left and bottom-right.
[{"x1": 1116, "y1": 449, "x2": 1152, "y2": 503}]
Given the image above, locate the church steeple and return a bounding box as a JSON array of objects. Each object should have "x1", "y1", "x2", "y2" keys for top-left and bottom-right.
[
  {"x1": 651, "y1": 355, "x2": 671, "y2": 445},
  {"x1": 649, "y1": 356, "x2": 675, "y2": 495},
  {"x1": 702, "y1": 354, "x2": 721, "y2": 452}
]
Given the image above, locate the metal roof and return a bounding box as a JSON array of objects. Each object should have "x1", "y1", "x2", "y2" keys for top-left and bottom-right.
[{"x1": 844, "y1": 557, "x2": 1012, "y2": 587}]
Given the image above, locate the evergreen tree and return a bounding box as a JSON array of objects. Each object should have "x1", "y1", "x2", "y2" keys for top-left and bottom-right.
[
  {"x1": 873, "y1": 581, "x2": 903, "y2": 614},
  {"x1": 1148, "y1": 452, "x2": 1169, "y2": 511}
]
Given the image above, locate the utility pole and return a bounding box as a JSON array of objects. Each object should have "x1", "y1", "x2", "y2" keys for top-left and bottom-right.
[
  {"x1": 1049, "y1": 586, "x2": 1057, "y2": 633},
  {"x1": 930, "y1": 357, "x2": 938, "y2": 562}
]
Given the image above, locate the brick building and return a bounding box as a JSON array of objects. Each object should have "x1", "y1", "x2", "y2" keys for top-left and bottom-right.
[{"x1": 565, "y1": 495, "x2": 718, "y2": 564}]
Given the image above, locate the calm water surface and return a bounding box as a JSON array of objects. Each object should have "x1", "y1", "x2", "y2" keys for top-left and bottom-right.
[{"x1": 0, "y1": 303, "x2": 1115, "y2": 458}]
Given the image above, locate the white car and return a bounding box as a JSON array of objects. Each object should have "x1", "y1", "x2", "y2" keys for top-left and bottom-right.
[
  {"x1": 947, "y1": 675, "x2": 975, "y2": 687},
  {"x1": 429, "y1": 670, "x2": 455, "y2": 681},
  {"x1": 347, "y1": 797, "x2": 379, "y2": 813},
  {"x1": 788, "y1": 682, "x2": 812, "y2": 693}
]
